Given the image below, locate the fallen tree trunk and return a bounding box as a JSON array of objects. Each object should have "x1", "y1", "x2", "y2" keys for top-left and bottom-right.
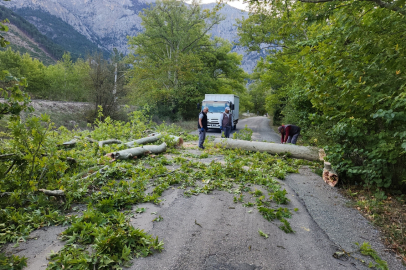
[
  {"x1": 143, "y1": 143, "x2": 167, "y2": 154},
  {"x1": 99, "y1": 139, "x2": 122, "y2": 147},
  {"x1": 213, "y1": 138, "x2": 319, "y2": 161},
  {"x1": 124, "y1": 133, "x2": 162, "y2": 147},
  {"x1": 38, "y1": 189, "x2": 65, "y2": 196},
  {"x1": 62, "y1": 139, "x2": 77, "y2": 147},
  {"x1": 124, "y1": 133, "x2": 183, "y2": 147},
  {"x1": 85, "y1": 137, "x2": 99, "y2": 144},
  {"x1": 106, "y1": 143, "x2": 167, "y2": 161}
]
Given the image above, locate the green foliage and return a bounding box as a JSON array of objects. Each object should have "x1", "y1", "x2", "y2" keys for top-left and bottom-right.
[
  {"x1": 243, "y1": 202, "x2": 255, "y2": 207},
  {"x1": 0, "y1": 70, "x2": 30, "y2": 120},
  {"x1": 239, "y1": 0, "x2": 406, "y2": 189},
  {"x1": 232, "y1": 125, "x2": 253, "y2": 141},
  {"x1": 271, "y1": 189, "x2": 290, "y2": 205},
  {"x1": 356, "y1": 242, "x2": 389, "y2": 270},
  {"x1": 258, "y1": 230, "x2": 268, "y2": 239},
  {"x1": 258, "y1": 207, "x2": 292, "y2": 222},
  {"x1": 86, "y1": 51, "x2": 128, "y2": 119},
  {"x1": 279, "y1": 218, "x2": 294, "y2": 234},
  {"x1": 48, "y1": 208, "x2": 164, "y2": 269},
  {"x1": 43, "y1": 53, "x2": 90, "y2": 101},
  {"x1": 127, "y1": 0, "x2": 248, "y2": 120},
  {"x1": 0, "y1": 253, "x2": 27, "y2": 270},
  {"x1": 0, "y1": 206, "x2": 69, "y2": 245},
  {"x1": 153, "y1": 215, "x2": 164, "y2": 222},
  {"x1": 0, "y1": 49, "x2": 91, "y2": 101},
  {"x1": 251, "y1": 189, "x2": 263, "y2": 197}
]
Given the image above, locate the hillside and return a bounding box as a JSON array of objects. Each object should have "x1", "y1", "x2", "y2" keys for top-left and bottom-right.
[
  {"x1": 13, "y1": 8, "x2": 109, "y2": 59},
  {"x1": 1, "y1": 23, "x2": 56, "y2": 65},
  {"x1": 0, "y1": 5, "x2": 63, "y2": 63},
  {"x1": 1, "y1": 0, "x2": 260, "y2": 73}
]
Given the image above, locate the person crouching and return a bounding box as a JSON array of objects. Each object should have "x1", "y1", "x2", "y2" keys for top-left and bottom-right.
[{"x1": 278, "y1": 124, "x2": 301, "y2": 144}]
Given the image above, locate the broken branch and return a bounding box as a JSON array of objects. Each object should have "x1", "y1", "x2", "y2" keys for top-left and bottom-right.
[{"x1": 98, "y1": 139, "x2": 123, "y2": 148}]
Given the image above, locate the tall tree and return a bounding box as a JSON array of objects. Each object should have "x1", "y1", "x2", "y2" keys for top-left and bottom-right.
[
  {"x1": 86, "y1": 51, "x2": 127, "y2": 119},
  {"x1": 127, "y1": 0, "x2": 248, "y2": 120}
]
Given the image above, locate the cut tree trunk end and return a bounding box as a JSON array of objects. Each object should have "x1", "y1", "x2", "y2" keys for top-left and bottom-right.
[
  {"x1": 213, "y1": 138, "x2": 320, "y2": 161},
  {"x1": 323, "y1": 162, "x2": 339, "y2": 187},
  {"x1": 168, "y1": 135, "x2": 183, "y2": 147}
]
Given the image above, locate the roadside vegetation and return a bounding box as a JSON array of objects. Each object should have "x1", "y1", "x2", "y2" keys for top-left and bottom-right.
[{"x1": 240, "y1": 0, "x2": 406, "y2": 191}]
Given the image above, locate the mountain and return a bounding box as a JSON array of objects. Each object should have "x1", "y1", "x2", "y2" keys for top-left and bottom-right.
[
  {"x1": 202, "y1": 3, "x2": 262, "y2": 73},
  {"x1": 1, "y1": 0, "x2": 260, "y2": 72},
  {"x1": 13, "y1": 8, "x2": 109, "y2": 59}
]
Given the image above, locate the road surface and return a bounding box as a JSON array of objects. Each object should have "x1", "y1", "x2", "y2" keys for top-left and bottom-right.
[
  {"x1": 191, "y1": 116, "x2": 281, "y2": 143},
  {"x1": 4, "y1": 116, "x2": 405, "y2": 270}
]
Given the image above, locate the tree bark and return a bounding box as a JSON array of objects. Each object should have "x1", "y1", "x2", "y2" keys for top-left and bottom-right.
[
  {"x1": 213, "y1": 138, "x2": 320, "y2": 161},
  {"x1": 124, "y1": 134, "x2": 183, "y2": 147},
  {"x1": 124, "y1": 133, "x2": 162, "y2": 147},
  {"x1": 107, "y1": 143, "x2": 167, "y2": 160},
  {"x1": 62, "y1": 139, "x2": 77, "y2": 147},
  {"x1": 85, "y1": 137, "x2": 99, "y2": 144},
  {"x1": 38, "y1": 189, "x2": 65, "y2": 196},
  {"x1": 143, "y1": 143, "x2": 167, "y2": 154}
]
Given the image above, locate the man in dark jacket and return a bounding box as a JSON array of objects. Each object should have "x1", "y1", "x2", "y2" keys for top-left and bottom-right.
[
  {"x1": 278, "y1": 124, "x2": 301, "y2": 144},
  {"x1": 219, "y1": 106, "x2": 233, "y2": 138},
  {"x1": 198, "y1": 107, "x2": 209, "y2": 149}
]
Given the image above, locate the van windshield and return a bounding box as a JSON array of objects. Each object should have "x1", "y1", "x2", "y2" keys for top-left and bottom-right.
[{"x1": 202, "y1": 101, "x2": 230, "y2": 113}]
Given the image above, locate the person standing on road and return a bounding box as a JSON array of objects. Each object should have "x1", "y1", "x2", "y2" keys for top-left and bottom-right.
[
  {"x1": 278, "y1": 124, "x2": 301, "y2": 144},
  {"x1": 219, "y1": 107, "x2": 233, "y2": 138},
  {"x1": 198, "y1": 107, "x2": 209, "y2": 149}
]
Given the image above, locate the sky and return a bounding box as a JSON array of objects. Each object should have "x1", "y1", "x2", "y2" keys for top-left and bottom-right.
[{"x1": 197, "y1": 0, "x2": 249, "y2": 11}]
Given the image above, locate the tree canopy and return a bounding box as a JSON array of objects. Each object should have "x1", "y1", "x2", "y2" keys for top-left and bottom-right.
[
  {"x1": 238, "y1": 0, "x2": 406, "y2": 189},
  {"x1": 127, "y1": 0, "x2": 248, "y2": 120}
]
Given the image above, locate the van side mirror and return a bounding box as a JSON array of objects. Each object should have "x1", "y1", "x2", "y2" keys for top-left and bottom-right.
[
  {"x1": 197, "y1": 102, "x2": 201, "y2": 110},
  {"x1": 230, "y1": 103, "x2": 235, "y2": 110}
]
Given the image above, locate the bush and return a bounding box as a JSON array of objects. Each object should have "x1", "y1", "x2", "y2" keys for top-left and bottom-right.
[{"x1": 232, "y1": 125, "x2": 253, "y2": 141}]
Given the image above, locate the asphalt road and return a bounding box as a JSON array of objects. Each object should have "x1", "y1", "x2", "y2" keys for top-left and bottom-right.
[
  {"x1": 191, "y1": 116, "x2": 281, "y2": 143},
  {"x1": 5, "y1": 116, "x2": 405, "y2": 269}
]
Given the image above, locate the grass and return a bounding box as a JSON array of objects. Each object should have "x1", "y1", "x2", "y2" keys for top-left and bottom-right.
[{"x1": 341, "y1": 187, "x2": 406, "y2": 263}]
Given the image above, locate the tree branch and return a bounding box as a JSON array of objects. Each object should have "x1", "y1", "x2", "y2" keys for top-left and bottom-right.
[{"x1": 298, "y1": 0, "x2": 406, "y2": 15}]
